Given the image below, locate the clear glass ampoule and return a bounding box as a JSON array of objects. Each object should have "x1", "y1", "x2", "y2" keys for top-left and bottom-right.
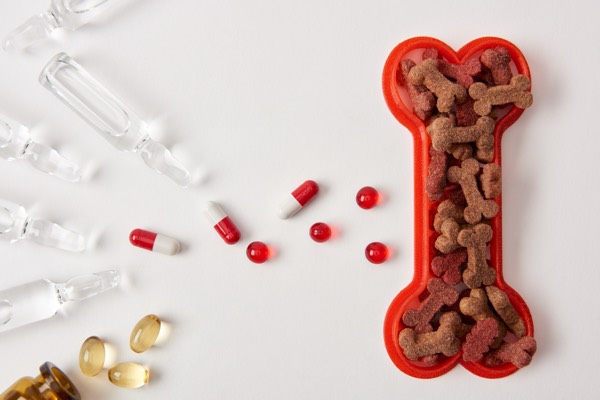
[
  {"x1": 0, "y1": 113, "x2": 81, "y2": 182},
  {"x1": 3, "y1": 0, "x2": 113, "y2": 52},
  {"x1": 0, "y1": 270, "x2": 120, "y2": 333},
  {"x1": 0, "y1": 198, "x2": 85, "y2": 252},
  {"x1": 40, "y1": 53, "x2": 191, "y2": 187},
  {"x1": 0, "y1": 362, "x2": 81, "y2": 400}
]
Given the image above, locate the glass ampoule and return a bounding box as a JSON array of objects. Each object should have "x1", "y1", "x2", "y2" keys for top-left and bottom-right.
[
  {"x1": 0, "y1": 113, "x2": 81, "y2": 182},
  {"x1": 0, "y1": 198, "x2": 85, "y2": 252},
  {"x1": 3, "y1": 0, "x2": 114, "y2": 52},
  {"x1": 0, "y1": 270, "x2": 120, "y2": 333},
  {"x1": 0, "y1": 362, "x2": 81, "y2": 400},
  {"x1": 40, "y1": 53, "x2": 191, "y2": 187}
]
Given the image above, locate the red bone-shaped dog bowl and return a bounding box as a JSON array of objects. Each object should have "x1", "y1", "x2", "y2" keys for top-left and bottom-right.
[{"x1": 382, "y1": 37, "x2": 535, "y2": 379}]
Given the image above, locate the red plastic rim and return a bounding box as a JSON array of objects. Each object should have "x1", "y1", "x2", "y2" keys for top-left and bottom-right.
[{"x1": 381, "y1": 37, "x2": 535, "y2": 379}]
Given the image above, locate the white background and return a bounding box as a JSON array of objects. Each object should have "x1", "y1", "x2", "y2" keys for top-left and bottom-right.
[{"x1": 0, "y1": 0, "x2": 598, "y2": 399}]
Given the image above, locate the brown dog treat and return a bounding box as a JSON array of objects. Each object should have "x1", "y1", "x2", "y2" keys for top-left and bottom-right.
[
  {"x1": 431, "y1": 248, "x2": 467, "y2": 285},
  {"x1": 469, "y1": 75, "x2": 533, "y2": 116},
  {"x1": 408, "y1": 58, "x2": 467, "y2": 113},
  {"x1": 476, "y1": 147, "x2": 495, "y2": 163},
  {"x1": 484, "y1": 336, "x2": 537, "y2": 368},
  {"x1": 456, "y1": 98, "x2": 480, "y2": 127},
  {"x1": 427, "y1": 116, "x2": 495, "y2": 154},
  {"x1": 402, "y1": 278, "x2": 459, "y2": 333},
  {"x1": 399, "y1": 311, "x2": 463, "y2": 360},
  {"x1": 462, "y1": 318, "x2": 499, "y2": 362},
  {"x1": 426, "y1": 146, "x2": 448, "y2": 201},
  {"x1": 457, "y1": 223, "x2": 496, "y2": 289},
  {"x1": 433, "y1": 200, "x2": 465, "y2": 232},
  {"x1": 434, "y1": 218, "x2": 462, "y2": 254},
  {"x1": 448, "y1": 143, "x2": 473, "y2": 160},
  {"x1": 398, "y1": 59, "x2": 436, "y2": 121},
  {"x1": 423, "y1": 48, "x2": 482, "y2": 88},
  {"x1": 456, "y1": 321, "x2": 474, "y2": 340},
  {"x1": 480, "y1": 47, "x2": 513, "y2": 86},
  {"x1": 459, "y1": 288, "x2": 507, "y2": 348},
  {"x1": 447, "y1": 158, "x2": 499, "y2": 224},
  {"x1": 485, "y1": 285, "x2": 526, "y2": 337},
  {"x1": 480, "y1": 163, "x2": 502, "y2": 199}
]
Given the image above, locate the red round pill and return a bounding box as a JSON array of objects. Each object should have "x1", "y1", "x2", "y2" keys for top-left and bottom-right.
[
  {"x1": 365, "y1": 242, "x2": 388, "y2": 264},
  {"x1": 356, "y1": 186, "x2": 379, "y2": 209},
  {"x1": 246, "y1": 241, "x2": 270, "y2": 263},
  {"x1": 309, "y1": 222, "x2": 331, "y2": 243}
]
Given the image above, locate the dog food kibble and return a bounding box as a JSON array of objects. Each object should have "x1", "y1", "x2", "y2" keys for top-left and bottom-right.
[
  {"x1": 247, "y1": 241, "x2": 270, "y2": 263},
  {"x1": 108, "y1": 362, "x2": 149, "y2": 388},
  {"x1": 130, "y1": 314, "x2": 162, "y2": 353},
  {"x1": 356, "y1": 186, "x2": 380, "y2": 209},
  {"x1": 79, "y1": 336, "x2": 106, "y2": 377},
  {"x1": 365, "y1": 242, "x2": 389, "y2": 264},
  {"x1": 396, "y1": 46, "x2": 536, "y2": 369}
]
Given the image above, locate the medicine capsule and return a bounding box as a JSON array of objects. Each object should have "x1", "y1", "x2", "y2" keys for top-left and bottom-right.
[
  {"x1": 79, "y1": 336, "x2": 105, "y2": 377},
  {"x1": 129, "y1": 229, "x2": 180, "y2": 255},
  {"x1": 365, "y1": 242, "x2": 389, "y2": 264},
  {"x1": 356, "y1": 186, "x2": 379, "y2": 209},
  {"x1": 278, "y1": 180, "x2": 319, "y2": 219},
  {"x1": 246, "y1": 241, "x2": 270, "y2": 263},
  {"x1": 309, "y1": 222, "x2": 331, "y2": 243},
  {"x1": 203, "y1": 201, "x2": 241, "y2": 244},
  {"x1": 130, "y1": 314, "x2": 161, "y2": 353},
  {"x1": 108, "y1": 362, "x2": 149, "y2": 388}
]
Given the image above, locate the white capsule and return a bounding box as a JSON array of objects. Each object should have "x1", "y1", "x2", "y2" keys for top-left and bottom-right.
[{"x1": 277, "y1": 180, "x2": 320, "y2": 219}]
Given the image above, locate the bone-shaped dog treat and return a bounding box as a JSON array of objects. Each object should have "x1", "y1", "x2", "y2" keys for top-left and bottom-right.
[
  {"x1": 485, "y1": 285, "x2": 526, "y2": 337},
  {"x1": 457, "y1": 223, "x2": 497, "y2": 288},
  {"x1": 480, "y1": 46, "x2": 513, "y2": 86},
  {"x1": 447, "y1": 158, "x2": 499, "y2": 224},
  {"x1": 423, "y1": 48, "x2": 482, "y2": 88},
  {"x1": 427, "y1": 116, "x2": 495, "y2": 154},
  {"x1": 433, "y1": 199, "x2": 465, "y2": 233},
  {"x1": 481, "y1": 163, "x2": 502, "y2": 199},
  {"x1": 476, "y1": 147, "x2": 495, "y2": 163},
  {"x1": 408, "y1": 58, "x2": 467, "y2": 113},
  {"x1": 399, "y1": 311, "x2": 463, "y2": 360},
  {"x1": 484, "y1": 336, "x2": 537, "y2": 368},
  {"x1": 431, "y1": 248, "x2": 467, "y2": 285},
  {"x1": 426, "y1": 146, "x2": 448, "y2": 201},
  {"x1": 459, "y1": 288, "x2": 507, "y2": 348},
  {"x1": 469, "y1": 75, "x2": 533, "y2": 116},
  {"x1": 434, "y1": 218, "x2": 462, "y2": 254},
  {"x1": 448, "y1": 143, "x2": 473, "y2": 160},
  {"x1": 402, "y1": 278, "x2": 459, "y2": 333},
  {"x1": 397, "y1": 59, "x2": 436, "y2": 121},
  {"x1": 462, "y1": 318, "x2": 499, "y2": 362}
]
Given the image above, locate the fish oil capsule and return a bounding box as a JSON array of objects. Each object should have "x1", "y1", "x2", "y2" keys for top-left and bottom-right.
[
  {"x1": 79, "y1": 336, "x2": 106, "y2": 377},
  {"x1": 130, "y1": 314, "x2": 161, "y2": 353},
  {"x1": 278, "y1": 180, "x2": 319, "y2": 219},
  {"x1": 129, "y1": 228, "x2": 180, "y2": 255},
  {"x1": 108, "y1": 362, "x2": 149, "y2": 388},
  {"x1": 203, "y1": 201, "x2": 241, "y2": 244}
]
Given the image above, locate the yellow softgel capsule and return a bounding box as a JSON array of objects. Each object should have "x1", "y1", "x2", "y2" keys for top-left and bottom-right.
[
  {"x1": 79, "y1": 336, "x2": 105, "y2": 377},
  {"x1": 130, "y1": 314, "x2": 161, "y2": 353},
  {"x1": 108, "y1": 362, "x2": 149, "y2": 388}
]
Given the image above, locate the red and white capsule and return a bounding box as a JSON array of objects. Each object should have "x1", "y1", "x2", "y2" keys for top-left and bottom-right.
[
  {"x1": 203, "y1": 201, "x2": 241, "y2": 244},
  {"x1": 129, "y1": 229, "x2": 180, "y2": 256},
  {"x1": 277, "y1": 180, "x2": 319, "y2": 219}
]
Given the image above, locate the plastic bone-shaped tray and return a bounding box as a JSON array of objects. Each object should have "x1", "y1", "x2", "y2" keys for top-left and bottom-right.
[{"x1": 381, "y1": 37, "x2": 534, "y2": 379}]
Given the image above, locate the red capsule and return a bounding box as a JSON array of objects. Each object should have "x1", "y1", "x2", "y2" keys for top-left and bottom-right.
[
  {"x1": 203, "y1": 201, "x2": 241, "y2": 244},
  {"x1": 129, "y1": 229, "x2": 180, "y2": 255},
  {"x1": 356, "y1": 186, "x2": 380, "y2": 209},
  {"x1": 246, "y1": 241, "x2": 270, "y2": 263},
  {"x1": 278, "y1": 180, "x2": 319, "y2": 219},
  {"x1": 309, "y1": 222, "x2": 332, "y2": 243},
  {"x1": 365, "y1": 242, "x2": 389, "y2": 264}
]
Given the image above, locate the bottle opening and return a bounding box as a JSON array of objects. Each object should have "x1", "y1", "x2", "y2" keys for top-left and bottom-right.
[
  {"x1": 40, "y1": 362, "x2": 81, "y2": 400},
  {"x1": 0, "y1": 207, "x2": 15, "y2": 235},
  {"x1": 0, "y1": 121, "x2": 13, "y2": 148}
]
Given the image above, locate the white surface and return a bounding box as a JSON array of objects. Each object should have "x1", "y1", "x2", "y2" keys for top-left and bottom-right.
[{"x1": 0, "y1": 0, "x2": 598, "y2": 398}]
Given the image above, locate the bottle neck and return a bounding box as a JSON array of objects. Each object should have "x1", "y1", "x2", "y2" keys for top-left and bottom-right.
[{"x1": 36, "y1": 362, "x2": 81, "y2": 400}]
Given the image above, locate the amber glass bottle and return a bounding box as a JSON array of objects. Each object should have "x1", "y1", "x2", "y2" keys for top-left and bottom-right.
[{"x1": 0, "y1": 362, "x2": 81, "y2": 400}]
